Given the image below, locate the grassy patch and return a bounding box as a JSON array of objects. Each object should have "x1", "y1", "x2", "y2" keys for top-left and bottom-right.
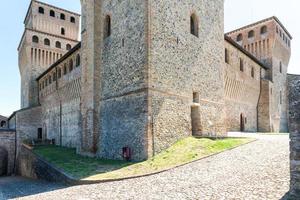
[{"x1": 33, "y1": 137, "x2": 253, "y2": 181}]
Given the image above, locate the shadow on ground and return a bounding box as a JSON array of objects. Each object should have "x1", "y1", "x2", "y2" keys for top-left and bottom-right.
[{"x1": 0, "y1": 176, "x2": 66, "y2": 199}]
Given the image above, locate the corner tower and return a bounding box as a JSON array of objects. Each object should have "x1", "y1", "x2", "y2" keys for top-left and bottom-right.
[
  {"x1": 18, "y1": 0, "x2": 80, "y2": 108},
  {"x1": 226, "y1": 17, "x2": 292, "y2": 132}
]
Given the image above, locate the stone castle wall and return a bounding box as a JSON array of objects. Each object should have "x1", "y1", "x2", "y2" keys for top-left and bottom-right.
[
  {"x1": 97, "y1": 0, "x2": 149, "y2": 160},
  {"x1": 224, "y1": 39, "x2": 263, "y2": 132},
  {"x1": 226, "y1": 17, "x2": 291, "y2": 133},
  {"x1": 148, "y1": 0, "x2": 226, "y2": 154},
  {"x1": 288, "y1": 74, "x2": 300, "y2": 198},
  {"x1": 0, "y1": 130, "x2": 16, "y2": 175},
  {"x1": 38, "y1": 46, "x2": 81, "y2": 148}
]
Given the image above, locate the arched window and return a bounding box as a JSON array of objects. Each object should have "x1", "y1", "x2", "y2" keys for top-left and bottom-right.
[
  {"x1": 32, "y1": 35, "x2": 39, "y2": 43},
  {"x1": 50, "y1": 10, "x2": 55, "y2": 17},
  {"x1": 49, "y1": 75, "x2": 52, "y2": 84},
  {"x1": 69, "y1": 59, "x2": 74, "y2": 72},
  {"x1": 237, "y1": 34, "x2": 243, "y2": 42},
  {"x1": 44, "y1": 38, "x2": 50, "y2": 46},
  {"x1": 61, "y1": 28, "x2": 65, "y2": 35},
  {"x1": 70, "y1": 16, "x2": 75, "y2": 23},
  {"x1": 55, "y1": 41, "x2": 61, "y2": 48},
  {"x1": 251, "y1": 67, "x2": 255, "y2": 78},
  {"x1": 66, "y1": 44, "x2": 72, "y2": 51},
  {"x1": 60, "y1": 13, "x2": 65, "y2": 20},
  {"x1": 63, "y1": 64, "x2": 67, "y2": 75},
  {"x1": 261, "y1": 26, "x2": 267, "y2": 34},
  {"x1": 190, "y1": 13, "x2": 199, "y2": 37},
  {"x1": 104, "y1": 15, "x2": 111, "y2": 39},
  {"x1": 248, "y1": 30, "x2": 255, "y2": 38},
  {"x1": 38, "y1": 7, "x2": 44, "y2": 14},
  {"x1": 76, "y1": 54, "x2": 80, "y2": 67},
  {"x1": 0, "y1": 121, "x2": 6, "y2": 128}
]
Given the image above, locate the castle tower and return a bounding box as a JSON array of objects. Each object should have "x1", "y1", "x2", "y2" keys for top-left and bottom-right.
[
  {"x1": 18, "y1": 0, "x2": 80, "y2": 108},
  {"x1": 79, "y1": 0, "x2": 102, "y2": 155},
  {"x1": 79, "y1": 0, "x2": 226, "y2": 160},
  {"x1": 226, "y1": 17, "x2": 292, "y2": 132}
]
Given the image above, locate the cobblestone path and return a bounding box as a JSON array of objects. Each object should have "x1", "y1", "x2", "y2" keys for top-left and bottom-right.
[{"x1": 0, "y1": 135, "x2": 290, "y2": 200}]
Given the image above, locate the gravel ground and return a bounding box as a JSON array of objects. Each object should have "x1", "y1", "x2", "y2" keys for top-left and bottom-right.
[{"x1": 0, "y1": 134, "x2": 290, "y2": 200}]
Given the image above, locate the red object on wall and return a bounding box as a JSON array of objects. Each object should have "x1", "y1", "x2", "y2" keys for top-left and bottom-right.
[{"x1": 122, "y1": 147, "x2": 131, "y2": 161}]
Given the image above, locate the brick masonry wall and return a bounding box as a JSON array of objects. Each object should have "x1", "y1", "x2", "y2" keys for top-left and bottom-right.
[
  {"x1": 224, "y1": 40, "x2": 262, "y2": 132},
  {"x1": 39, "y1": 48, "x2": 82, "y2": 148},
  {"x1": 288, "y1": 74, "x2": 300, "y2": 198},
  {"x1": 0, "y1": 130, "x2": 16, "y2": 175}
]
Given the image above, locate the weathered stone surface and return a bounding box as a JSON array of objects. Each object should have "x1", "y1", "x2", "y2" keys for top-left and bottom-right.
[
  {"x1": 288, "y1": 74, "x2": 300, "y2": 199},
  {"x1": 0, "y1": 130, "x2": 16, "y2": 175}
]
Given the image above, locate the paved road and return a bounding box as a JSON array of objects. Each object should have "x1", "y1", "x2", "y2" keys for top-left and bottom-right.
[{"x1": 0, "y1": 135, "x2": 290, "y2": 200}]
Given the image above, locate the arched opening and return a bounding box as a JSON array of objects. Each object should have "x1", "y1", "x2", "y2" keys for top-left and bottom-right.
[
  {"x1": 104, "y1": 15, "x2": 111, "y2": 39},
  {"x1": 38, "y1": 7, "x2": 44, "y2": 14},
  {"x1": 251, "y1": 67, "x2": 255, "y2": 78},
  {"x1": 55, "y1": 41, "x2": 61, "y2": 49},
  {"x1": 76, "y1": 54, "x2": 80, "y2": 67},
  {"x1": 0, "y1": 121, "x2": 6, "y2": 128},
  {"x1": 44, "y1": 38, "x2": 50, "y2": 46},
  {"x1": 70, "y1": 16, "x2": 75, "y2": 23},
  {"x1": 240, "y1": 114, "x2": 245, "y2": 132},
  {"x1": 60, "y1": 13, "x2": 65, "y2": 20},
  {"x1": 50, "y1": 10, "x2": 55, "y2": 17},
  {"x1": 61, "y1": 28, "x2": 65, "y2": 35},
  {"x1": 66, "y1": 44, "x2": 72, "y2": 51},
  {"x1": 261, "y1": 26, "x2": 267, "y2": 34},
  {"x1": 248, "y1": 30, "x2": 255, "y2": 38},
  {"x1": 69, "y1": 59, "x2": 73, "y2": 72},
  {"x1": 0, "y1": 147, "x2": 8, "y2": 176},
  {"x1": 32, "y1": 35, "x2": 39, "y2": 43},
  {"x1": 237, "y1": 33, "x2": 243, "y2": 42},
  {"x1": 190, "y1": 13, "x2": 199, "y2": 37}
]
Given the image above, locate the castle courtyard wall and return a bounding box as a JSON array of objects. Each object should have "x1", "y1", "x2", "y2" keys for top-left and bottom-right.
[
  {"x1": 0, "y1": 130, "x2": 16, "y2": 175},
  {"x1": 224, "y1": 40, "x2": 262, "y2": 132},
  {"x1": 95, "y1": 0, "x2": 149, "y2": 160},
  {"x1": 38, "y1": 47, "x2": 81, "y2": 148},
  {"x1": 288, "y1": 74, "x2": 300, "y2": 198},
  {"x1": 148, "y1": 0, "x2": 226, "y2": 154}
]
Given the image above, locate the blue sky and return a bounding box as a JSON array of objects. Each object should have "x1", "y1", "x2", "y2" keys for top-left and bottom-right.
[{"x1": 0, "y1": 0, "x2": 299, "y2": 116}]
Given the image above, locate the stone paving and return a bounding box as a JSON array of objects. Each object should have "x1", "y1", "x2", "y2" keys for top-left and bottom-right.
[{"x1": 0, "y1": 134, "x2": 290, "y2": 200}]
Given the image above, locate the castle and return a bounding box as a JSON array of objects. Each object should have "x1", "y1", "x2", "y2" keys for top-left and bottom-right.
[{"x1": 0, "y1": 0, "x2": 291, "y2": 165}]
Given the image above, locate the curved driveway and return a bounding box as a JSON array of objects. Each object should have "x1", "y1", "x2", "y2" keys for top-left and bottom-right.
[{"x1": 0, "y1": 135, "x2": 290, "y2": 200}]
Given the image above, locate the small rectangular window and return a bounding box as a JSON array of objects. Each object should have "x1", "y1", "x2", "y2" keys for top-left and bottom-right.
[
  {"x1": 240, "y1": 58, "x2": 244, "y2": 72},
  {"x1": 193, "y1": 92, "x2": 200, "y2": 103},
  {"x1": 225, "y1": 48, "x2": 229, "y2": 64}
]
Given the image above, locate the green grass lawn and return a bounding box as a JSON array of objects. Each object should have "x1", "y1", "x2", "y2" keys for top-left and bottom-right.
[{"x1": 33, "y1": 137, "x2": 253, "y2": 181}]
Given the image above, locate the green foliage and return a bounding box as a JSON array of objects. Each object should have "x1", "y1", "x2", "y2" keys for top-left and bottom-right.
[{"x1": 33, "y1": 137, "x2": 253, "y2": 180}]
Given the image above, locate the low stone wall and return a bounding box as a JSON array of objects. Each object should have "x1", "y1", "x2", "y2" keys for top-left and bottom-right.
[
  {"x1": 0, "y1": 129, "x2": 16, "y2": 175},
  {"x1": 288, "y1": 74, "x2": 300, "y2": 199},
  {"x1": 18, "y1": 144, "x2": 74, "y2": 185}
]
